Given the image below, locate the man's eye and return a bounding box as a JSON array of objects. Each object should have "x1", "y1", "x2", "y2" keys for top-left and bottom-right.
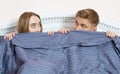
[
  {"x1": 76, "y1": 23, "x2": 79, "y2": 26},
  {"x1": 75, "y1": 23, "x2": 79, "y2": 26},
  {"x1": 75, "y1": 21, "x2": 79, "y2": 26},
  {"x1": 81, "y1": 24, "x2": 86, "y2": 28},
  {"x1": 81, "y1": 24, "x2": 84, "y2": 27}
]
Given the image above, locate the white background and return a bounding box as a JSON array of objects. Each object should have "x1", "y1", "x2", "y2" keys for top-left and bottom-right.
[{"x1": 0, "y1": 0, "x2": 120, "y2": 24}]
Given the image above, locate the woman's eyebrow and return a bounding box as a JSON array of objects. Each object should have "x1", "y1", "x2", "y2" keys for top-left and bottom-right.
[
  {"x1": 30, "y1": 23, "x2": 36, "y2": 25},
  {"x1": 38, "y1": 22, "x2": 41, "y2": 24}
]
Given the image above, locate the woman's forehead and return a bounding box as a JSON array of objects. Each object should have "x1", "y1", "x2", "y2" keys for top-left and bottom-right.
[{"x1": 29, "y1": 15, "x2": 40, "y2": 24}]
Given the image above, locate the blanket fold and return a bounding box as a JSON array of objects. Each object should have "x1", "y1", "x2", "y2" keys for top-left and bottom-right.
[{"x1": 0, "y1": 31, "x2": 120, "y2": 74}]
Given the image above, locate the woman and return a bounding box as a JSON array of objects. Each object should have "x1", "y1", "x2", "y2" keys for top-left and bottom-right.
[{"x1": 4, "y1": 12, "x2": 42, "y2": 40}]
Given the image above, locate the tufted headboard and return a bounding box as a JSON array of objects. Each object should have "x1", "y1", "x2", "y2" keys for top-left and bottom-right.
[{"x1": 0, "y1": 15, "x2": 120, "y2": 36}]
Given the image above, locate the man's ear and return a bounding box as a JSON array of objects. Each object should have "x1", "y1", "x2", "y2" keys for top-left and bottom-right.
[{"x1": 74, "y1": 24, "x2": 77, "y2": 30}]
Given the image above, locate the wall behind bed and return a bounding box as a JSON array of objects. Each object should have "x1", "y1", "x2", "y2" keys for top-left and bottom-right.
[
  {"x1": 0, "y1": 0, "x2": 120, "y2": 23},
  {"x1": 0, "y1": 0, "x2": 120, "y2": 29}
]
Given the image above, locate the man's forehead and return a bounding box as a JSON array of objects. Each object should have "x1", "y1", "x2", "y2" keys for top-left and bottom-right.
[{"x1": 76, "y1": 17, "x2": 90, "y2": 24}]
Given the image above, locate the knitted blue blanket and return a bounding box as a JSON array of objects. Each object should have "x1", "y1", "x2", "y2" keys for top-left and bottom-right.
[{"x1": 0, "y1": 31, "x2": 120, "y2": 74}]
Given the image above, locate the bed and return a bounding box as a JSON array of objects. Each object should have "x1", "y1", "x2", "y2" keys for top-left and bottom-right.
[
  {"x1": 0, "y1": 14, "x2": 120, "y2": 74},
  {"x1": 0, "y1": 14, "x2": 120, "y2": 36}
]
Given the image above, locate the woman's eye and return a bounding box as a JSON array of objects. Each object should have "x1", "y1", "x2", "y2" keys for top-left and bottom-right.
[
  {"x1": 31, "y1": 23, "x2": 36, "y2": 28},
  {"x1": 38, "y1": 22, "x2": 41, "y2": 27}
]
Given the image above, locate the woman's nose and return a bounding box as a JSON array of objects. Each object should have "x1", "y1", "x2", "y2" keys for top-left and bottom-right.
[
  {"x1": 36, "y1": 28, "x2": 41, "y2": 32},
  {"x1": 33, "y1": 26, "x2": 41, "y2": 32}
]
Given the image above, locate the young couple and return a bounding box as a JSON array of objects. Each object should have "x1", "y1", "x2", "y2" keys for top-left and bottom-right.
[{"x1": 4, "y1": 8, "x2": 117, "y2": 40}]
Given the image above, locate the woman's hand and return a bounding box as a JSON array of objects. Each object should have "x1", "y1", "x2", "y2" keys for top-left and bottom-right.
[
  {"x1": 58, "y1": 28, "x2": 70, "y2": 34},
  {"x1": 4, "y1": 31, "x2": 17, "y2": 40}
]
